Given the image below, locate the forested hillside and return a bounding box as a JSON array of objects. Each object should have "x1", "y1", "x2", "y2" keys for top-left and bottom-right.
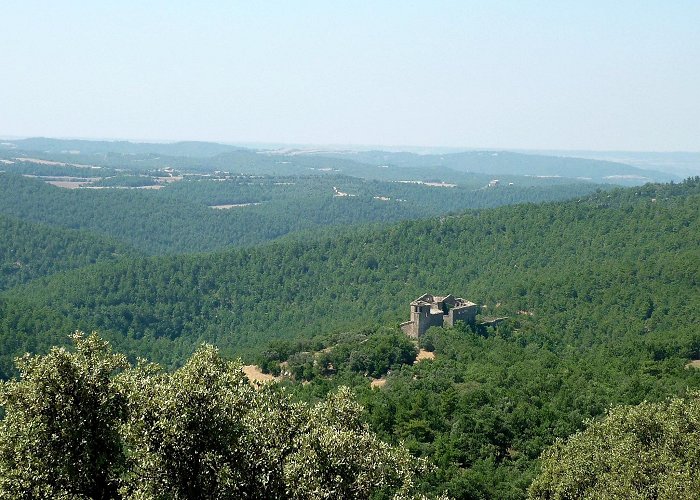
[
  {"x1": 2, "y1": 178, "x2": 697, "y2": 365},
  {"x1": 0, "y1": 178, "x2": 698, "y2": 496},
  {"x1": 0, "y1": 173, "x2": 600, "y2": 254},
  {"x1": 0, "y1": 214, "x2": 136, "y2": 290}
]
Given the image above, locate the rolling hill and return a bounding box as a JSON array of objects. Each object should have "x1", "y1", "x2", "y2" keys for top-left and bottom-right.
[
  {"x1": 1, "y1": 178, "x2": 697, "y2": 370},
  {"x1": 0, "y1": 214, "x2": 137, "y2": 290},
  {"x1": 0, "y1": 177, "x2": 698, "y2": 496},
  {"x1": 0, "y1": 172, "x2": 602, "y2": 254}
]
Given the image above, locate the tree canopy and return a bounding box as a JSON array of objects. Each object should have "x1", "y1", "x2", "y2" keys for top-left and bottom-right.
[
  {"x1": 529, "y1": 393, "x2": 700, "y2": 499},
  {"x1": 0, "y1": 333, "x2": 422, "y2": 499}
]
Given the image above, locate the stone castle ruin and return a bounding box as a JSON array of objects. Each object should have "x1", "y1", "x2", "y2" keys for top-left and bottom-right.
[{"x1": 401, "y1": 293, "x2": 478, "y2": 338}]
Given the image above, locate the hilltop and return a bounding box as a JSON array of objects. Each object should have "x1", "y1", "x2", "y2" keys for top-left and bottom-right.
[{"x1": 0, "y1": 214, "x2": 137, "y2": 291}]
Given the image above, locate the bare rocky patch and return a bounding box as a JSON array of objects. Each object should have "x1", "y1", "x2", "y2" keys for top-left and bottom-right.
[
  {"x1": 415, "y1": 349, "x2": 435, "y2": 363},
  {"x1": 242, "y1": 364, "x2": 278, "y2": 384}
]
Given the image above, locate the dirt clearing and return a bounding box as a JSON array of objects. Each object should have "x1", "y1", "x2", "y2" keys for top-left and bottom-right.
[
  {"x1": 370, "y1": 377, "x2": 387, "y2": 388},
  {"x1": 242, "y1": 365, "x2": 278, "y2": 383}
]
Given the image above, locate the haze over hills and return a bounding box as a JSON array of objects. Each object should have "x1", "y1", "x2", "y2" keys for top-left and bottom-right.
[
  {"x1": 311, "y1": 149, "x2": 678, "y2": 185},
  {"x1": 1, "y1": 137, "x2": 245, "y2": 158},
  {"x1": 526, "y1": 150, "x2": 700, "y2": 179},
  {"x1": 0, "y1": 137, "x2": 678, "y2": 185}
]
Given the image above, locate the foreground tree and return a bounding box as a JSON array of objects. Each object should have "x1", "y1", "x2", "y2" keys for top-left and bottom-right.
[
  {"x1": 118, "y1": 345, "x2": 256, "y2": 498},
  {"x1": 284, "y1": 386, "x2": 423, "y2": 499},
  {"x1": 0, "y1": 333, "x2": 422, "y2": 499},
  {"x1": 529, "y1": 393, "x2": 700, "y2": 499},
  {"x1": 0, "y1": 332, "x2": 128, "y2": 499}
]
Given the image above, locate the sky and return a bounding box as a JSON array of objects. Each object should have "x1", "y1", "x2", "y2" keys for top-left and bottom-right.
[{"x1": 1, "y1": 1, "x2": 699, "y2": 151}]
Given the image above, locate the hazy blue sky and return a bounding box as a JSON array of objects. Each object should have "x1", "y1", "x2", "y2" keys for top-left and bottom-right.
[{"x1": 1, "y1": 1, "x2": 698, "y2": 150}]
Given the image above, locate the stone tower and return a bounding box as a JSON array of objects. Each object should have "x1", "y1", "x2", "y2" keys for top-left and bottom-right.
[{"x1": 401, "y1": 293, "x2": 477, "y2": 338}]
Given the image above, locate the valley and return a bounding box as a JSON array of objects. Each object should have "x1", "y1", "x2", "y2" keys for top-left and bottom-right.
[
  {"x1": 0, "y1": 138, "x2": 698, "y2": 498},
  {"x1": 0, "y1": 139, "x2": 698, "y2": 496}
]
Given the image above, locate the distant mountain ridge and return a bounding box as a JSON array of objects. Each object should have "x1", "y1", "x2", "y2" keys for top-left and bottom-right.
[
  {"x1": 310, "y1": 150, "x2": 677, "y2": 185},
  {"x1": 1, "y1": 137, "x2": 676, "y2": 185},
  {"x1": 524, "y1": 149, "x2": 700, "y2": 178},
  {"x1": 1, "y1": 137, "x2": 243, "y2": 157}
]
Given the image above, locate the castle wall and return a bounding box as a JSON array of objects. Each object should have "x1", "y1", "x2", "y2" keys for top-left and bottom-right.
[
  {"x1": 400, "y1": 320, "x2": 418, "y2": 338},
  {"x1": 445, "y1": 304, "x2": 477, "y2": 327},
  {"x1": 417, "y1": 310, "x2": 444, "y2": 336}
]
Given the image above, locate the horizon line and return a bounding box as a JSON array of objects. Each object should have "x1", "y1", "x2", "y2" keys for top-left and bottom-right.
[{"x1": 1, "y1": 134, "x2": 699, "y2": 155}]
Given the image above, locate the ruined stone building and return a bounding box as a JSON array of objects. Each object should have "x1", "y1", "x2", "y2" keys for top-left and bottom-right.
[{"x1": 401, "y1": 293, "x2": 477, "y2": 338}]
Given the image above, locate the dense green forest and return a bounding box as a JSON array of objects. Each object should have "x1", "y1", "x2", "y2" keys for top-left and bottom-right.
[
  {"x1": 0, "y1": 160, "x2": 120, "y2": 178},
  {"x1": 0, "y1": 172, "x2": 601, "y2": 254},
  {"x1": 3, "y1": 333, "x2": 699, "y2": 498},
  {"x1": 0, "y1": 214, "x2": 136, "y2": 290},
  {"x1": 530, "y1": 392, "x2": 700, "y2": 498},
  {"x1": 1, "y1": 138, "x2": 696, "y2": 496},
  {"x1": 1, "y1": 178, "x2": 698, "y2": 496},
  {"x1": 3, "y1": 178, "x2": 696, "y2": 363}
]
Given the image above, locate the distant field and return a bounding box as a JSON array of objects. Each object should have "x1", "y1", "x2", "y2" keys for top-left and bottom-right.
[
  {"x1": 46, "y1": 179, "x2": 96, "y2": 189},
  {"x1": 209, "y1": 202, "x2": 264, "y2": 209}
]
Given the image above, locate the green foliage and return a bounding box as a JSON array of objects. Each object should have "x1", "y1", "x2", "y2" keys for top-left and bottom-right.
[
  {"x1": 529, "y1": 394, "x2": 700, "y2": 499},
  {"x1": 0, "y1": 214, "x2": 136, "y2": 291},
  {"x1": 0, "y1": 172, "x2": 601, "y2": 254},
  {"x1": 0, "y1": 178, "x2": 699, "y2": 496},
  {"x1": 258, "y1": 328, "x2": 417, "y2": 381},
  {"x1": 331, "y1": 329, "x2": 417, "y2": 378},
  {"x1": 0, "y1": 332, "x2": 128, "y2": 498},
  {"x1": 0, "y1": 334, "x2": 421, "y2": 499},
  {"x1": 285, "y1": 387, "x2": 424, "y2": 499},
  {"x1": 118, "y1": 346, "x2": 255, "y2": 498}
]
